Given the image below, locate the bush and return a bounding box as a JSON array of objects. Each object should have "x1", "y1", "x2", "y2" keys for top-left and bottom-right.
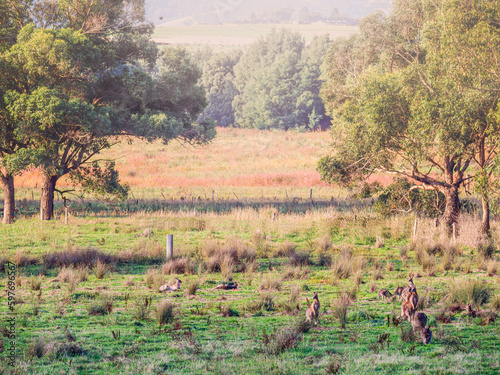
[
  {"x1": 333, "y1": 293, "x2": 351, "y2": 329},
  {"x1": 374, "y1": 178, "x2": 445, "y2": 218}
]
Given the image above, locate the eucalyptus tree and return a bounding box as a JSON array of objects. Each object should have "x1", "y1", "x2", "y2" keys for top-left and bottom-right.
[
  {"x1": 232, "y1": 29, "x2": 330, "y2": 130},
  {"x1": 318, "y1": 0, "x2": 500, "y2": 233},
  {"x1": 1, "y1": 0, "x2": 215, "y2": 221}
]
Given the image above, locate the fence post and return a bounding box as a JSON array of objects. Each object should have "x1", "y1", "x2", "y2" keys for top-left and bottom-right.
[{"x1": 166, "y1": 234, "x2": 173, "y2": 260}]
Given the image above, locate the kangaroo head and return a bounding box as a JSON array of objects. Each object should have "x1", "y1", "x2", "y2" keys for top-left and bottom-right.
[
  {"x1": 313, "y1": 292, "x2": 319, "y2": 301},
  {"x1": 420, "y1": 327, "x2": 432, "y2": 344}
]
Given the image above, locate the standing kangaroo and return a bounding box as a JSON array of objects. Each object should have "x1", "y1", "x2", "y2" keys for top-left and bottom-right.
[
  {"x1": 400, "y1": 277, "x2": 417, "y2": 302},
  {"x1": 400, "y1": 291, "x2": 417, "y2": 321},
  {"x1": 305, "y1": 292, "x2": 320, "y2": 325}
]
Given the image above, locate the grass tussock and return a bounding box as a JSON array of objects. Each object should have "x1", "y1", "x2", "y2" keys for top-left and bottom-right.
[
  {"x1": 258, "y1": 273, "x2": 281, "y2": 291},
  {"x1": 42, "y1": 248, "x2": 116, "y2": 269},
  {"x1": 289, "y1": 249, "x2": 313, "y2": 267},
  {"x1": 330, "y1": 247, "x2": 354, "y2": 280},
  {"x1": 446, "y1": 279, "x2": 492, "y2": 307},
  {"x1": 94, "y1": 260, "x2": 109, "y2": 279},
  {"x1": 28, "y1": 275, "x2": 43, "y2": 291},
  {"x1": 273, "y1": 240, "x2": 297, "y2": 257},
  {"x1": 333, "y1": 293, "x2": 351, "y2": 329},
  {"x1": 202, "y1": 237, "x2": 256, "y2": 274},
  {"x1": 162, "y1": 257, "x2": 195, "y2": 275},
  {"x1": 155, "y1": 301, "x2": 175, "y2": 326},
  {"x1": 263, "y1": 328, "x2": 302, "y2": 355},
  {"x1": 245, "y1": 294, "x2": 275, "y2": 313}
]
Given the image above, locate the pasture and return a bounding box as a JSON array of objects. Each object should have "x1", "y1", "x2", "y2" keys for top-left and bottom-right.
[
  {"x1": 1, "y1": 129, "x2": 500, "y2": 374},
  {"x1": 152, "y1": 23, "x2": 358, "y2": 47}
]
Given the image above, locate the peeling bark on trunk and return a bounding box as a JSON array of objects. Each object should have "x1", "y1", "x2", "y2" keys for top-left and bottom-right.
[
  {"x1": 40, "y1": 175, "x2": 59, "y2": 220},
  {"x1": 0, "y1": 174, "x2": 15, "y2": 224},
  {"x1": 482, "y1": 198, "x2": 490, "y2": 236},
  {"x1": 442, "y1": 184, "x2": 460, "y2": 232}
]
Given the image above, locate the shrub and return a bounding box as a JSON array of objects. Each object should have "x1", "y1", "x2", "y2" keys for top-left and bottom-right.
[
  {"x1": 88, "y1": 303, "x2": 108, "y2": 316},
  {"x1": 374, "y1": 178, "x2": 445, "y2": 217}
]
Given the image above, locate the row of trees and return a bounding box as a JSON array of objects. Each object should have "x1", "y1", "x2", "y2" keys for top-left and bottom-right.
[
  {"x1": 318, "y1": 0, "x2": 500, "y2": 235},
  {"x1": 0, "y1": 0, "x2": 215, "y2": 224},
  {"x1": 199, "y1": 29, "x2": 331, "y2": 131}
]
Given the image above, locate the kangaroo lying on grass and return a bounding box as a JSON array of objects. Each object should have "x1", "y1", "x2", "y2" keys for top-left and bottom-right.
[
  {"x1": 411, "y1": 312, "x2": 432, "y2": 344},
  {"x1": 305, "y1": 292, "x2": 320, "y2": 325},
  {"x1": 159, "y1": 278, "x2": 182, "y2": 292}
]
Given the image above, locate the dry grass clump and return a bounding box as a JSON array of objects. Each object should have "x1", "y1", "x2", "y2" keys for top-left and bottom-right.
[
  {"x1": 281, "y1": 266, "x2": 310, "y2": 281},
  {"x1": 262, "y1": 327, "x2": 302, "y2": 355},
  {"x1": 245, "y1": 294, "x2": 275, "y2": 313},
  {"x1": 252, "y1": 230, "x2": 272, "y2": 257},
  {"x1": 282, "y1": 286, "x2": 300, "y2": 314},
  {"x1": 145, "y1": 268, "x2": 164, "y2": 290},
  {"x1": 333, "y1": 293, "x2": 351, "y2": 329},
  {"x1": 14, "y1": 250, "x2": 38, "y2": 267},
  {"x1": 316, "y1": 235, "x2": 332, "y2": 252},
  {"x1": 446, "y1": 279, "x2": 492, "y2": 307},
  {"x1": 155, "y1": 301, "x2": 175, "y2": 326},
  {"x1": 94, "y1": 260, "x2": 109, "y2": 279},
  {"x1": 330, "y1": 247, "x2": 354, "y2": 280},
  {"x1": 28, "y1": 338, "x2": 49, "y2": 359},
  {"x1": 486, "y1": 260, "x2": 498, "y2": 277},
  {"x1": 28, "y1": 275, "x2": 43, "y2": 291},
  {"x1": 273, "y1": 240, "x2": 297, "y2": 257},
  {"x1": 317, "y1": 252, "x2": 332, "y2": 267},
  {"x1": 202, "y1": 237, "x2": 256, "y2": 274},
  {"x1": 187, "y1": 280, "x2": 199, "y2": 295},
  {"x1": 162, "y1": 257, "x2": 195, "y2": 275},
  {"x1": 42, "y1": 248, "x2": 116, "y2": 269},
  {"x1": 258, "y1": 273, "x2": 281, "y2": 291},
  {"x1": 288, "y1": 250, "x2": 313, "y2": 267}
]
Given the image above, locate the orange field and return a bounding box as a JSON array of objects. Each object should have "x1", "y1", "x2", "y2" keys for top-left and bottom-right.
[{"x1": 14, "y1": 127, "x2": 346, "y2": 200}]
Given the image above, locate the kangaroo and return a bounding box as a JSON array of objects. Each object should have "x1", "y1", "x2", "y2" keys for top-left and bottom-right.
[
  {"x1": 400, "y1": 277, "x2": 417, "y2": 301},
  {"x1": 393, "y1": 286, "x2": 404, "y2": 300},
  {"x1": 419, "y1": 326, "x2": 432, "y2": 344},
  {"x1": 159, "y1": 278, "x2": 182, "y2": 293},
  {"x1": 377, "y1": 289, "x2": 392, "y2": 301},
  {"x1": 400, "y1": 292, "x2": 417, "y2": 321},
  {"x1": 305, "y1": 292, "x2": 320, "y2": 325},
  {"x1": 411, "y1": 312, "x2": 428, "y2": 332},
  {"x1": 466, "y1": 304, "x2": 477, "y2": 318}
]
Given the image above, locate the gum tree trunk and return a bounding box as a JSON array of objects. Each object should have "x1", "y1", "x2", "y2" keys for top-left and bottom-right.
[
  {"x1": 482, "y1": 197, "x2": 490, "y2": 236},
  {"x1": 442, "y1": 184, "x2": 460, "y2": 232},
  {"x1": 40, "y1": 175, "x2": 59, "y2": 220},
  {"x1": 0, "y1": 173, "x2": 15, "y2": 224}
]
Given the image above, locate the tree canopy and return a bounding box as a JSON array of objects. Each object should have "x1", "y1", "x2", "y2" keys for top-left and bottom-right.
[
  {"x1": 318, "y1": 0, "x2": 500, "y2": 233},
  {"x1": 0, "y1": 0, "x2": 215, "y2": 222}
]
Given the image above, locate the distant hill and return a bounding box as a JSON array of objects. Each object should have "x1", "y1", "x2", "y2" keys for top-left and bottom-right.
[{"x1": 145, "y1": 0, "x2": 392, "y2": 26}]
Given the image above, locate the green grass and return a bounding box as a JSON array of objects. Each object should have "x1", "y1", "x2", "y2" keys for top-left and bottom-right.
[{"x1": 1, "y1": 211, "x2": 499, "y2": 374}]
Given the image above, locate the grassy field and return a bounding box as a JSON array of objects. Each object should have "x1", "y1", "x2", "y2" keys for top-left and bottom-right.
[
  {"x1": 2, "y1": 128, "x2": 500, "y2": 374},
  {"x1": 152, "y1": 23, "x2": 358, "y2": 46},
  {"x1": 1, "y1": 208, "x2": 500, "y2": 374},
  {"x1": 14, "y1": 127, "x2": 340, "y2": 202}
]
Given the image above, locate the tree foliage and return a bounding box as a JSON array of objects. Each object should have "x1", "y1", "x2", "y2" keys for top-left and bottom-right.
[
  {"x1": 232, "y1": 29, "x2": 331, "y2": 130},
  {"x1": 318, "y1": 0, "x2": 500, "y2": 232},
  {"x1": 0, "y1": 0, "x2": 215, "y2": 221}
]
